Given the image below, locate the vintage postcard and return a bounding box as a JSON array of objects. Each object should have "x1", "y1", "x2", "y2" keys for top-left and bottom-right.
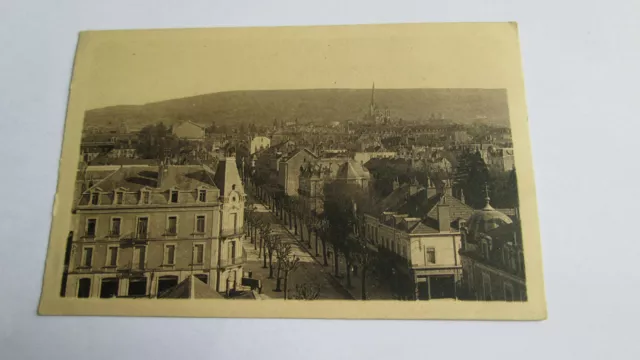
[{"x1": 39, "y1": 22, "x2": 546, "y2": 320}]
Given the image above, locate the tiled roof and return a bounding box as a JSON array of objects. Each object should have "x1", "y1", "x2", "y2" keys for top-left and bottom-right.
[
  {"x1": 158, "y1": 276, "x2": 224, "y2": 299},
  {"x1": 397, "y1": 191, "x2": 473, "y2": 223},
  {"x1": 82, "y1": 165, "x2": 217, "y2": 193},
  {"x1": 375, "y1": 183, "x2": 424, "y2": 213}
]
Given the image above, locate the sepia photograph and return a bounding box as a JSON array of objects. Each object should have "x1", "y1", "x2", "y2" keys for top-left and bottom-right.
[{"x1": 38, "y1": 22, "x2": 546, "y2": 319}]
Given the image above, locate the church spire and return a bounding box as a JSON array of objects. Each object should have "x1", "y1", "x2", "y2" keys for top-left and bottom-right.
[
  {"x1": 371, "y1": 82, "x2": 375, "y2": 106},
  {"x1": 369, "y1": 82, "x2": 376, "y2": 117}
]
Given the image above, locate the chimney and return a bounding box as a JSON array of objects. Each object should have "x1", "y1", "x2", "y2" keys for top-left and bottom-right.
[
  {"x1": 392, "y1": 177, "x2": 400, "y2": 191},
  {"x1": 158, "y1": 161, "x2": 169, "y2": 188},
  {"x1": 444, "y1": 179, "x2": 453, "y2": 196},
  {"x1": 426, "y1": 175, "x2": 437, "y2": 198},
  {"x1": 460, "y1": 188, "x2": 466, "y2": 204},
  {"x1": 409, "y1": 177, "x2": 419, "y2": 196},
  {"x1": 437, "y1": 201, "x2": 451, "y2": 233}
]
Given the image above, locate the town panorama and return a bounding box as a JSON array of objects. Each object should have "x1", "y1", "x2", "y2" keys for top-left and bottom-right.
[{"x1": 61, "y1": 84, "x2": 526, "y2": 302}]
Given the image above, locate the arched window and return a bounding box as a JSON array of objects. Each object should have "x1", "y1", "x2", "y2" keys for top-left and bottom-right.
[{"x1": 481, "y1": 240, "x2": 490, "y2": 259}]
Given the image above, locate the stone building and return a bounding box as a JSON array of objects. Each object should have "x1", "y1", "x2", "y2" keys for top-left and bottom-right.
[
  {"x1": 363, "y1": 177, "x2": 474, "y2": 300},
  {"x1": 249, "y1": 136, "x2": 271, "y2": 155},
  {"x1": 459, "y1": 196, "x2": 526, "y2": 301},
  {"x1": 62, "y1": 157, "x2": 246, "y2": 299},
  {"x1": 277, "y1": 148, "x2": 318, "y2": 196},
  {"x1": 487, "y1": 147, "x2": 515, "y2": 172}
]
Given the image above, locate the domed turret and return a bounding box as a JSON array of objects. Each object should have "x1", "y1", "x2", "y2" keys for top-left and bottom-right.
[{"x1": 466, "y1": 192, "x2": 513, "y2": 241}]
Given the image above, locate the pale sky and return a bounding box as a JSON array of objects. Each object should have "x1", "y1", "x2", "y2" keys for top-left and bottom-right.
[{"x1": 76, "y1": 23, "x2": 524, "y2": 110}]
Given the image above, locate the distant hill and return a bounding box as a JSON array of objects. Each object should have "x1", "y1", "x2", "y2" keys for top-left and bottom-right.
[{"x1": 83, "y1": 88, "x2": 510, "y2": 131}]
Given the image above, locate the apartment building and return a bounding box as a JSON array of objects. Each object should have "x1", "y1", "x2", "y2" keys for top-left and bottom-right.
[
  {"x1": 63, "y1": 157, "x2": 245, "y2": 299},
  {"x1": 459, "y1": 197, "x2": 526, "y2": 301},
  {"x1": 363, "y1": 178, "x2": 474, "y2": 300}
]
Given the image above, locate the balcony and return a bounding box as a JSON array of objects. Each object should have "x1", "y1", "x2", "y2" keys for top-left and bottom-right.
[
  {"x1": 220, "y1": 228, "x2": 245, "y2": 238},
  {"x1": 218, "y1": 252, "x2": 247, "y2": 267},
  {"x1": 119, "y1": 232, "x2": 150, "y2": 245}
]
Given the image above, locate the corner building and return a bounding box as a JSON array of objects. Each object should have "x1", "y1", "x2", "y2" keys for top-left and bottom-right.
[{"x1": 64, "y1": 157, "x2": 246, "y2": 299}]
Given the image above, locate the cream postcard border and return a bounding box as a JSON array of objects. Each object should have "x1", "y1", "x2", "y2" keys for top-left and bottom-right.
[{"x1": 38, "y1": 22, "x2": 547, "y2": 320}]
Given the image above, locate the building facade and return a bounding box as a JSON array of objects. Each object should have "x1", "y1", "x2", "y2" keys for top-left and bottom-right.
[
  {"x1": 250, "y1": 136, "x2": 271, "y2": 155},
  {"x1": 172, "y1": 121, "x2": 206, "y2": 141},
  {"x1": 459, "y1": 197, "x2": 526, "y2": 301},
  {"x1": 63, "y1": 158, "x2": 245, "y2": 299},
  {"x1": 363, "y1": 178, "x2": 474, "y2": 300}
]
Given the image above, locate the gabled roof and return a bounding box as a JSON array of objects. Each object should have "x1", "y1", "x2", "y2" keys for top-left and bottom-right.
[
  {"x1": 175, "y1": 120, "x2": 206, "y2": 129},
  {"x1": 280, "y1": 148, "x2": 318, "y2": 163},
  {"x1": 337, "y1": 160, "x2": 371, "y2": 180}
]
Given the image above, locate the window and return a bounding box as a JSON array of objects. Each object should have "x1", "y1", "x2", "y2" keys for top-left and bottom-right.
[
  {"x1": 198, "y1": 190, "x2": 207, "y2": 202},
  {"x1": 111, "y1": 218, "x2": 121, "y2": 236},
  {"x1": 106, "y1": 246, "x2": 118, "y2": 267},
  {"x1": 141, "y1": 191, "x2": 150, "y2": 204},
  {"x1": 137, "y1": 217, "x2": 149, "y2": 239},
  {"x1": 164, "y1": 244, "x2": 176, "y2": 265},
  {"x1": 482, "y1": 240, "x2": 490, "y2": 259},
  {"x1": 86, "y1": 219, "x2": 97, "y2": 237},
  {"x1": 157, "y1": 276, "x2": 178, "y2": 296},
  {"x1": 77, "y1": 278, "x2": 91, "y2": 298},
  {"x1": 196, "y1": 215, "x2": 205, "y2": 233},
  {"x1": 228, "y1": 241, "x2": 237, "y2": 263},
  {"x1": 128, "y1": 277, "x2": 147, "y2": 297},
  {"x1": 90, "y1": 192, "x2": 99, "y2": 205},
  {"x1": 100, "y1": 278, "x2": 119, "y2": 298},
  {"x1": 167, "y1": 216, "x2": 177, "y2": 235},
  {"x1": 427, "y1": 248, "x2": 436, "y2": 264},
  {"x1": 194, "y1": 244, "x2": 204, "y2": 264},
  {"x1": 510, "y1": 253, "x2": 518, "y2": 272},
  {"x1": 504, "y1": 283, "x2": 514, "y2": 302},
  {"x1": 232, "y1": 213, "x2": 238, "y2": 233},
  {"x1": 170, "y1": 190, "x2": 179, "y2": 203},
  {"x1": 482, "y1": 273, "x2": 492, "y2": 300},
  {"x1": 459, "y1": 220, "x2": 466, "y2": 230},
  {"x1": 82, "y1": 247, "x2": 93, "y2": 267},
  {"x1": 115, "y1": 191, "x2": 124, "y2": 205},
  {"x1": 132, "y1": 246, "x2": 146, "y2": 270}
]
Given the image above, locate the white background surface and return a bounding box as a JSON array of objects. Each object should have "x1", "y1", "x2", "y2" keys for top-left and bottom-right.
[{"x1": 1, "y1": 1, "x2": 639, "y2": 359}]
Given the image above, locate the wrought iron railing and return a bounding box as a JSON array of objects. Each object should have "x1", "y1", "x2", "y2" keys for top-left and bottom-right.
[{"x1": 218, "y1": 251, "x2": 247, "y2": 267}]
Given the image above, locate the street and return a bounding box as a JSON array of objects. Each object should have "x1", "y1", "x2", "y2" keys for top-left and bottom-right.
[{"x1": 241, "y1": 200, "x2": 353, "y2": 300}]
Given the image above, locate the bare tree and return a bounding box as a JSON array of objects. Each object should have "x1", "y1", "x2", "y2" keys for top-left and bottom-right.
[
  {"x1": 259, "y1": 221, "x2": 272, "y2": 267},
  {"x1": 264, "y1": 234, "x2": 280, "y2": 279},
  {"x1": 275, "y1": 242, "x2": 301, "y2": 300}
]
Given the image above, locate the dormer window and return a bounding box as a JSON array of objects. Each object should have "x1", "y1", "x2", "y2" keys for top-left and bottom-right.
[
  {"x1": 90, "y1": 192, "x2": 99, "y2": 205},
  {"x1": 198, "y1": 190, "x2": 207, "y2": 202},
  {"x1": 170, "y1": 190, "x2": 179, "y2": 203},
  {"x1": 481, "y1": 240, "x2": 490, "y2": 259},
  {"x1": 114, "y1": 191, "x2": 124, "y2": 205},
  {"x1": 140, "y1": 190, "x2": 151, "y2": 205}
]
